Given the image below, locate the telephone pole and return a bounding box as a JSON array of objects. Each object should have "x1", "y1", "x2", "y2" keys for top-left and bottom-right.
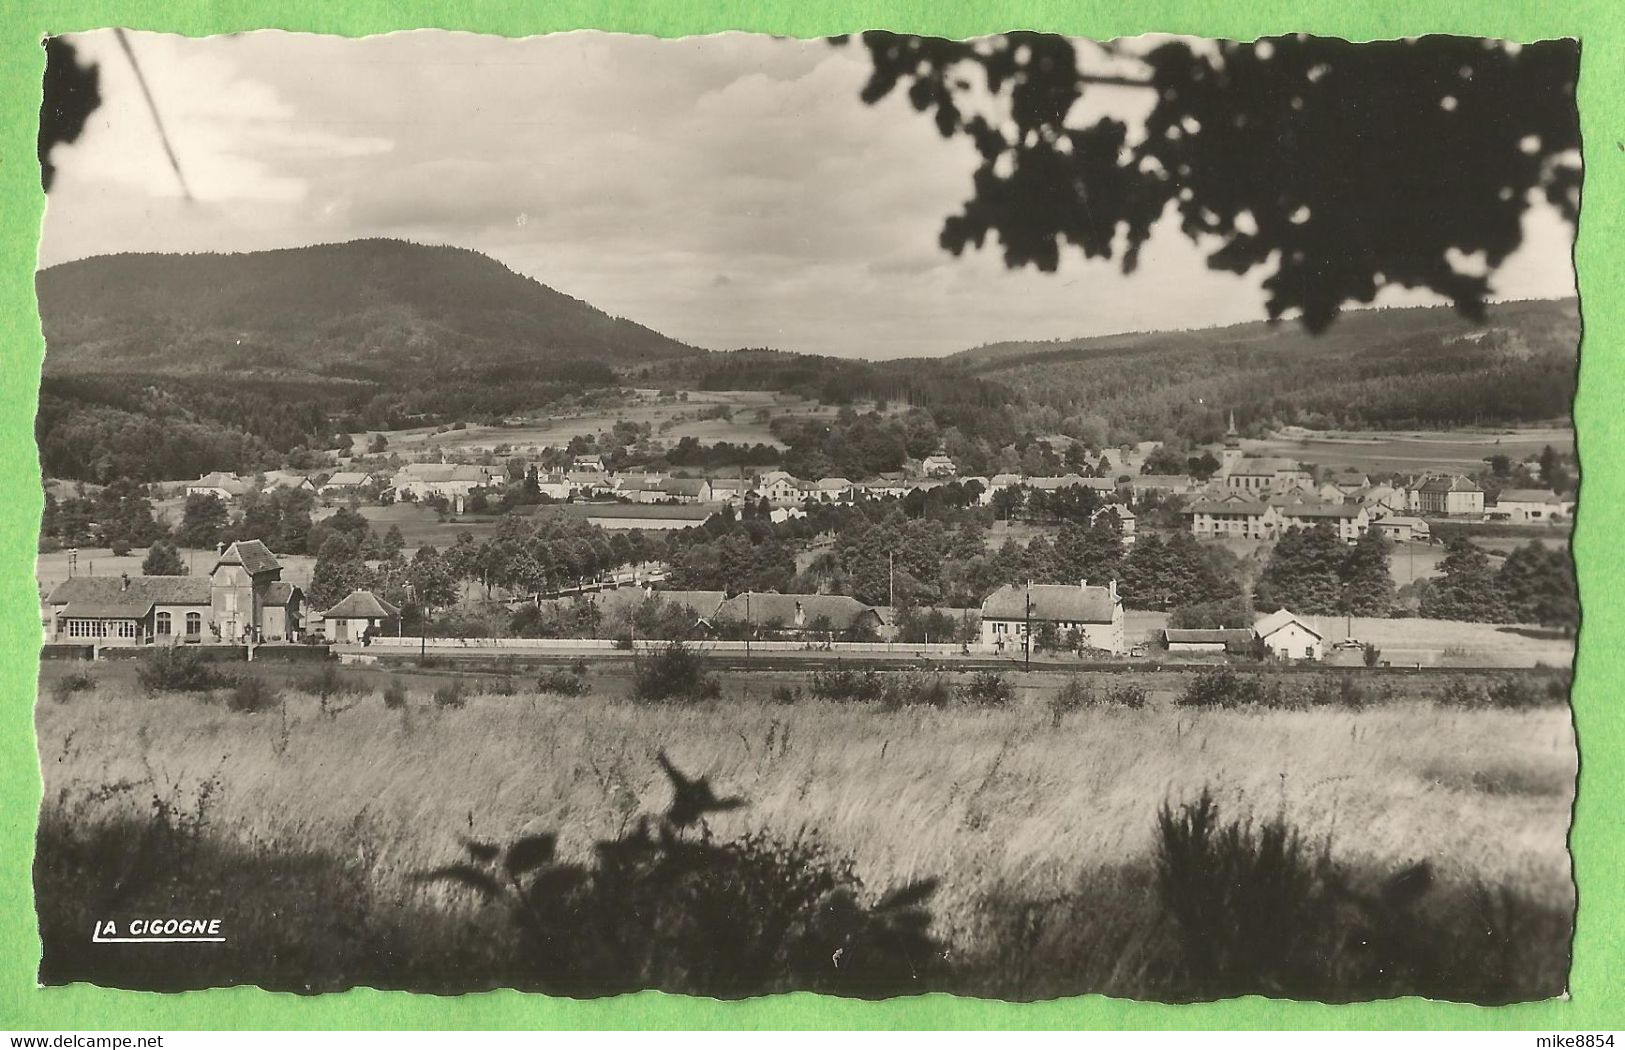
[{"x1": 1024, "y1": 583, "x2": 1033, "y2": 671}]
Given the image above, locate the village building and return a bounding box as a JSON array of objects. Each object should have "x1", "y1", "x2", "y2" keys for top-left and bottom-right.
[
  {"x1": 710, "y1": 592, "x2": 886, "y2": 638},
  {"x1": 979, "y1": 473, "x2": 1024, "y2": 505},
  {"x1": 757, "y1": 471, "x2": 803, "y2": 505},
  {"x1": 1331, "y1": 472, "x2": 1371, "y2": 493},
  {"x1": 1223, "y1": 456, "x2": 1313, "y2": 494},
  {"x1": 919, "y1": 453, "x2": 957, "y2": 477},
  {"x1": 320, "y1": 470, "x2": 374, "y2": 494},
  {"x1": 1488, "y1": 488, "x2": 1571, "y2": 523},
  {"x1": 44, "y1": 540, "x2": 302, "y2": 646},
  {"x1": 565, "y1": 470, "x2": 613, "y2": 497},
  {"x1": 1129, "y1": 474, "x2": 1194, "y2": 498},
  {"x1": 392, "y1": 463, "x2": 493, "y2": 502},
  {"x1": 319, "y1": 589, "x2": 399, "y2": 645},
  {"x1": 1369, "y1": 515, "x2": 1431, "y2": 543},
  {"x1": 261, "y1": 470, "x2": 318, "y2": 495},
  {"x1": 572, "y1": 454, "x2": 607, "y2": 472},
  {"x1": 811, "y1": 477, "x2": 855, "y2": 502},
  {"x1": 580, "y1": 504, "x2": 715, "y2": 532},
  {"x1": 1188, "y1": 495, "x2": 1277, "y2": 540},
  {"x1": 1094, "y1": 503, "x2": 1137, "y2": 546},
  {"x1": 1163, "y1": 627, "x2": 1256, "y2": 654},
  {"x1": 1271, "y1": 499, "x2": 1371, "y2": 542},
  {"x1": 660, "y1": 478, "x2": 714, "y2": 503},
  {"x1": 186, "y1": 471, "x2": 250, "y2": 501},
  {"x1": 534, "y1": 473, "x2": 572, "y2": 500},
  {"x1": 1414, "y1": 474, "x2": 1485, "y2": 517},
  {"x1": 978, "y1": 580, "x2": 1126, "y2": 654},
  {"x1": 708, "y1": 478, "x2": 758, "y2": 506},
  {"x1": 1218, "y1": 412, "x2": 1245, "y2": 476},
  {"x1": 1255, "y1": 608, "x2": 1324, "y2": 661}
]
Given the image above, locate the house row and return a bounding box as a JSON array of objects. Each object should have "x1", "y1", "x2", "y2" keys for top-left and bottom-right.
[{"x1": 1188, "y1": 494, "x2": 1373, "y2": 542}]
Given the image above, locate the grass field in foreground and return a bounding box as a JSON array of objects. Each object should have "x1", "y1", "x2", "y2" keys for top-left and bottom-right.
[{"x1": 32, "y1": 659, "x2": 1574, "y2": 1000}]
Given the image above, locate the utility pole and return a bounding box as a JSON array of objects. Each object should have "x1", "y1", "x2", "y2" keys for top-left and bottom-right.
[
  {"x1": 1024, "y1": 583, "x2": 1033, "y2": 671},
  {"x1": 888, "y1": 551, "x2": 895, "y2": 611}
]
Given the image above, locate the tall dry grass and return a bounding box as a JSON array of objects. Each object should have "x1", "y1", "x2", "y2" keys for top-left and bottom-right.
[{"x1": 33, "y1": 664, "x2": 1575, "y2": 998}]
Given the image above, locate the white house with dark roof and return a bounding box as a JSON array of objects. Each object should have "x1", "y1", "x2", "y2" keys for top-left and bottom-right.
[
  {"x1": 710, "y1": 592, "x2": 886, "y2": 638},
  {"x1": 391, "y1": 463, "x2": 493, "y2": 502},
  {"x1": 320, "y1": 470, "x2": 374, "y2": 494},
  {"x1": 44, "y1": 540, "x2": 302, "y2": 646},
  {"x1": 979, "y1": 580, "x2": 1125, "y2": 654},
  {"x1": 1414, "y1": 474, "x2": 1484, "y2": 517}
]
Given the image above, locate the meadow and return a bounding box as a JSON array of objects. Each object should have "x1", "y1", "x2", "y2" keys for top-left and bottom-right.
[
  {"x1": 1245, "y1": 426, "x2": 1575, "y2": 477},
  {"x1": 33, "y1": 658, "x2": 1574, "y2": 1001}
]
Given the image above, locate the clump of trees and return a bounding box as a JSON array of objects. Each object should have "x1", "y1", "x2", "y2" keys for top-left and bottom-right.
[{"x1": 1253, "y1": 525, "x2": 1395, "y2": 617}]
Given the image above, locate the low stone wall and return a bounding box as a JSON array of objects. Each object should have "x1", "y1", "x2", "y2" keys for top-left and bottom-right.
[{"x1": 365, "y1": 637, "x2": 977, "y2": 656}]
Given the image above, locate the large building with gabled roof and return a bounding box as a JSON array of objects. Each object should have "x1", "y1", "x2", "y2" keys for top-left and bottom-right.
[{"x1": 44, "y1": 540, "x2": 303, "y2": 646}]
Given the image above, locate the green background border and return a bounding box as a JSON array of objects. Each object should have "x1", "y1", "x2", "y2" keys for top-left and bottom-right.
[{"x1": 0, "y1": 0, "x2": 1615, "y2": 1031}]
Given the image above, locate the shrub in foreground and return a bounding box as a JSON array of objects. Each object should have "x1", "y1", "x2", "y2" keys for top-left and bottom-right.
[
  {"x1": 959, "y1": 671, "x2": 1012, "y2": 707},
  {"x1": 632, "y1": 642, "x2": 720, "y2": 704},
  {"x1": 536, "y1": 668, "x2": 588, "y2": 696},
  {"x1": 225, "y1": 676, "x2": 280, "y2": 715},
  {"x1": 382, "y1": 679, "x2": 409, "y2": 710},
  {"x1": 418, "y1": 753, "x2": 942, "y2": 997},
  {"x1": 137, "y1": 648, "x2": 231, "y2": 693},
  {"x1": 48, "y1": 670, "x2": 97, "y2": 704}
]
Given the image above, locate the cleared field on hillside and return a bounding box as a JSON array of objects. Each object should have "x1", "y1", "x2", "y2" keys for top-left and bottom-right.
[
  {"x1": 35, "y1": 662, "x2": 1573, "y2": 998},
  {"x1": 1247, "y1": 426, "x2": 1574, "y2": 476},
  {"x1": 349, "y1": 389, "x2": 829, "y2": 457}
]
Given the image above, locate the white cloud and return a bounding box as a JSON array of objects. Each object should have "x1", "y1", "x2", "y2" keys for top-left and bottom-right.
[{"x1": 38, "y1": 29, "x2": 1576, "y2": 359}]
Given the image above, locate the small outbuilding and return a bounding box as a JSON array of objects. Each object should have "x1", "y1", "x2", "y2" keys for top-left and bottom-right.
[
  {"x1": 1163, "y1": 627, "x2": 1256, "y2": 654},
  {"x1": 320, "y1": 590, "x2": 400, "y2": 645},
  {"x1": 1254, "y1": 608, "x2": 1324, "y2": 661}
]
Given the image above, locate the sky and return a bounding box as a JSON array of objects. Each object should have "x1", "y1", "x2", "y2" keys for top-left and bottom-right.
[{"x1": 39, "y1": 29, "x2": 1578, "y2": 359}]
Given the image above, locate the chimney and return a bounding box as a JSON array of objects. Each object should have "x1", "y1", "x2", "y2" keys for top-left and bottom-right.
[
  {"x1": 120, "y1": 572, "x2": 129, "y2": 592},
  {"x1": 216, "y1": 541, "x2": 227, "y2": 555},
  {"x1": 795, "y1": 601, "x2": 805, "y2": 628},
  {"x1": 1109, "y1": 579, "x2": 1119, "y2": 602},
  {"x1": 1080, "y1": 578, "x2": 1088, "y2": 591}
]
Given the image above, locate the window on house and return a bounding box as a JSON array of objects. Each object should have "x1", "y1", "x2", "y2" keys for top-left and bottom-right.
[
  {"x1": 156, "y1": 612, "x2": 171, "y2": 636},
  {"x1": 1305, "y1": 646, "x2": 1314, "y2": 658},
  {"x1": 186, "y1": 612, "x2": 202, "y2": 635}
]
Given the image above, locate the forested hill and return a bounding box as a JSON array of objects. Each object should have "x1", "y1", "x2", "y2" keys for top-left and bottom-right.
[
  {"x1": 953, "y1": 298, "x2": 1579, "y2": 440},
  {"x1": 36, "y1": 239, "x2": 702, "y2": 377}
]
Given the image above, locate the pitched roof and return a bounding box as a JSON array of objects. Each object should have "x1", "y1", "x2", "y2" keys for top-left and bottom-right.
[
  {"x1": 323, "y1": 471, "x2": 372, "y2": 487},
  {"x1": 1495, "y1": 488, "x2": 1563, "y2": 505},
  {"x1": 1027, "y1": 474, "x2": 1114, "y2": 491},
  {"x1": 1190, "y1": 497, "x2": 1271, "y2": 515},
  {"x1": 1164, "y1": 628, "x2": 1256, "y2": 645},
  {"x1": 264, "y1": 581, "x2": 301, "y2": 606},
  {"x1": 714, "y1": 592, "x2": 882, "y2": 629},
  {"x1": 1230, "y1": 457, "x2": 1305, "y2": 474},
  {"x1": 1254, "y1": 608, "x2": 1322, "y2": 641},
  {"x1": 320, "y1": 590, "x2": 400, "y2": 620},
  {"x1": 981, "y1": 583, "x2": 1118, "y2": 624},
  {"x1": 46, "y1": 574, "x2": 210, "y2": 607},
  {"x1": 581, "y1": 504, "x2": 716, "y2": 521},
  {"x1": 1132, "y1": 475, "x2": 1190, "y2": 489},
  {"x1": 1419, "y1": 474, "x2": 1481, "y2": 493},
  {"x1": 215, "y1": 540, "x2": 281, "y2": 576},
  {"x1": 662, "y1": 478, "x2": 711, "y2": 496},
  {"x1": 58, "y1": 600, "x2": 155, "y2": 619},
  {"x1": 1276, "y1": 502, "x2": 1363, "y2": 519},
  {"x1": 395, "y1": 463, "x2": 489, "y2": 483}
]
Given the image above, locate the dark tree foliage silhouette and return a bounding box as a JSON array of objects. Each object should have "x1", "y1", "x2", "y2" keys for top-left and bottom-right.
[
  {"x1": 39, "y1": 38, "x2": 100, "y2": 192},
  {"x1": 848, "y1": 32, "x2": 1579, "y2": 331}
]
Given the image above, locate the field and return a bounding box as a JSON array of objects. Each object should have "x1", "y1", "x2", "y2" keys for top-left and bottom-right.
[
  {"x1": 349, "y1": 389, "x2": 832, "y2": 457},
  {"x1": 1245, "y1": 426, "x2": 1575, "y2": 477},
  {"x1": 35, "y1": 658, "x2": 1574, "y2": 1000}
]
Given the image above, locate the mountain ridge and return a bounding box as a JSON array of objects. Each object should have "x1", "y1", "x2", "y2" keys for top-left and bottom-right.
[{"x1": 35, "y1": 238, "x2": 702, "y2": 377}]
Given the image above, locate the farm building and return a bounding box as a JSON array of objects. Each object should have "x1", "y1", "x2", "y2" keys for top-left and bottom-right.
[
  {"x1": 186, "y1": 471, "x2": 249, "y2": 501},
  {"x1": 979, "y1": 580, "x2": 1126, "y2": 654},
  {"x1": 757, "y1": 471, "x2": 803, "y2": 505},
  {"x1": 919, "y1": 453, "x2": 957, "y2": 477},
  {"x1": 321, "y1": 471, "x2": 374, "y2": 494},
  {"x1": 392, "y1": 463, "x2": 493, "y2": 502},
  {"x1": 44, "y1": 540, "x2": 303, "y2": 646},
  {"x1": 1163, "y1": 627, "x2": 1256, "y2": 654},
  {"x1": 709, "y1": 592, "x2": 886, "y2": 638},
  {"x1": 1370, "y1": 515, "x2": 1431, "y2": 543},
  {"x1": 261, "y1": 470, "x2": 318, "y2": 494},
  {"x1": 1272, "y1": 499, "x2": 1371, "y2": 542},
  {"x1": 1489, "y1": 489, "x2": 1571, "y2": 523},
  {"x1": 319, "y1": 590, "x2": 399, "y2": 644},
  {"x1": 1255, "y1": 608, "x2": 1324, "y2": 661},
  {"x1": 579, "y1": 504, "x2": 717, "y2": 531}
]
